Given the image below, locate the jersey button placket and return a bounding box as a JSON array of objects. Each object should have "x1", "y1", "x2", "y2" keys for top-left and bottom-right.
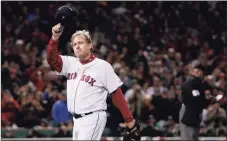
[{"x1": 73, "y1": 69, "x2": 85, "y2": 114}]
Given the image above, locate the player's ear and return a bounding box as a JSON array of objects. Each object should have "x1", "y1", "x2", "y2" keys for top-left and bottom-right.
[
  {"x1": 70, "y1": 41, "x2": 74, "y2": 47},
  {"x1": 89, "y1": 44, "x2": 93, "y2": 52},
  {"x1": 70, "y1": 42, "x2": 74, "y2": 53}
]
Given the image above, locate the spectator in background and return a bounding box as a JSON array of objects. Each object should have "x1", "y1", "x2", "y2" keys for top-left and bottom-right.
[
  {"x1": 52, "y1": 123, "x2": 72, "y2": 137},
  {"x1": 145, "y1": 75, "x2": 167, "y2": 98},
  {"x1": 34, "y1": 118, "x2": 53, "y2": 130},
  {"x1": 205, "y1": 102, "x2": 226, "y2": 134},
  {"x1": 124, "y1": 80, "x2": 139, "y2": 101},
  {"x1": 18, "y1": 93, "x2": 45, "y2": 128},
  {"x1": 51, "y1": 91, "x2": 72, "y2": 124},
  {"x1": 2, "y1": 130, "x2": 15, "y2": 138},
  {"x1": 140, "y1": 115, "x2": 164, "y2": 137},
  {"x1": 1, "y1": 90, "x2": 20, "y2": 127},
  {"x1": 126, "y1": 84, "x2": 145, "y2": 119},
  {"x1": 1, "y1": 61, "x2": 22, "y2": 92},
  {"x1": 166, "y1": 116, "x2": 180, "y2": 137}
]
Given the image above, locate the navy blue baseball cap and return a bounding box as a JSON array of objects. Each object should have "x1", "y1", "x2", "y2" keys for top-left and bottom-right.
[{"x1": 55, "y1": 5, "x2": 77, "y2": 26}]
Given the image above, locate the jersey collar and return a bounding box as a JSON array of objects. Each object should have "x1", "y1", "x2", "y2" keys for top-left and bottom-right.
[{"x1": 79, "y1": 53, "x2": 95, "y2": 65}]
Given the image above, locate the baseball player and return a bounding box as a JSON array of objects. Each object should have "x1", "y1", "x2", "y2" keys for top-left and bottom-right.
[{"x1": 46, "y1": 23, "x2": 140, "y2": 140}]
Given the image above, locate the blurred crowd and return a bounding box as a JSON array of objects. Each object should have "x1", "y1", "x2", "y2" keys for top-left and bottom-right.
[{"x1": 1, "y1": 1, "x2": 227, "y2": 138}]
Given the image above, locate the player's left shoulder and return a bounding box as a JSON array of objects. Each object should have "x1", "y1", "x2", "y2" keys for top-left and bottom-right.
[{"x1": 95, "y1": 58, "x2": 112, "y2": 68}]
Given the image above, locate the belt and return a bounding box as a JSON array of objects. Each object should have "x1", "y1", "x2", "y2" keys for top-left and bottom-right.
[{"x1": 73, "y1": 110, "x2": 106, "y2": 119}]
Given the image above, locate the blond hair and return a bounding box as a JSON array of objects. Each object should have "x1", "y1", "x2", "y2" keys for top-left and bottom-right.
[{"x1": 71, "y1": 30, "x2": 92, "y2": 43}]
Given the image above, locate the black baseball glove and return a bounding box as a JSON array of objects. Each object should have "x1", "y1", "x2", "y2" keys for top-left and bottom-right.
[{"x1": 123, "y1": 121, "x2": 141, "y2": 141}]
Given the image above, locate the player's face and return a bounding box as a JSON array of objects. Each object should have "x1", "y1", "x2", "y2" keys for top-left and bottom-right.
[{"x1": 72, "y1": 35, "x2": 92, "y2": 59}]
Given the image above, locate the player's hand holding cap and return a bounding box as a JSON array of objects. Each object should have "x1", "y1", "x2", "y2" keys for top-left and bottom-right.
[{"x1": 53, "y1": 4, "x2": 77, "y2": 41}]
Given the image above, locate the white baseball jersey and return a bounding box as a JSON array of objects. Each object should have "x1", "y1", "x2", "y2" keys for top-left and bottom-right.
[{"x1": 56, "y1": 55, "x2": 123, "y2": 114}]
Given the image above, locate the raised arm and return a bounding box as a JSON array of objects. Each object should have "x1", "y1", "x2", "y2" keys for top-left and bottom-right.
[{"x1": 46, "y1": 24, "x2": 64, "y2": 72}]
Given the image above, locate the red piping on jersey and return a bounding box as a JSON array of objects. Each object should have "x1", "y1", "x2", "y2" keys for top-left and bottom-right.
[
  {"x1": 112, "y1": 88, "x2": 134, "y2": 123},
  {"x1": 46, "y1": 38, "x2": 63, "y2": 72},
  {"x1": 79, "y1": 53, "x2": 95, "y2": 64}
]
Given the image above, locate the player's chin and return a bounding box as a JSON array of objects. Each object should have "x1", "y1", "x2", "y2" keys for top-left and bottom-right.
[
  {"x1": 75, "y1": 53, "x2": 84, "y2": 59},
  {"x1": 74, "y1": 52, "x2": 81, "y2": 56}
]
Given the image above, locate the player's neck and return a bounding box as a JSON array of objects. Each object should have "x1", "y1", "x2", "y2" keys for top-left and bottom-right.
[{"x1": 79, "y1": 53, "x2": 95, "y2": 64}]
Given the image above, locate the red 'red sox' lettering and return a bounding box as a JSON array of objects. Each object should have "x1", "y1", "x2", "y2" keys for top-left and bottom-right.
[
  {"x1": 73, "y1": 73, "x2": 77, "y2": 79},
  {"x1": 67, "y1": 72, "x2": 96, "y2": 86},
  {"x1": 88, "y1": 78, "x2": 96, "y2": 86},
  {"x1": 80, "y1": 74, "x2": 86, "y2": 81},
  {"x1": 85, "y1": 76, "x2": 90, "y2": 82}
]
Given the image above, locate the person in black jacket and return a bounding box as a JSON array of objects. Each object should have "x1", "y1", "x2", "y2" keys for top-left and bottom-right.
[{"x1": 179, "y1": 67, "x2": 211, "y2": 140}]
